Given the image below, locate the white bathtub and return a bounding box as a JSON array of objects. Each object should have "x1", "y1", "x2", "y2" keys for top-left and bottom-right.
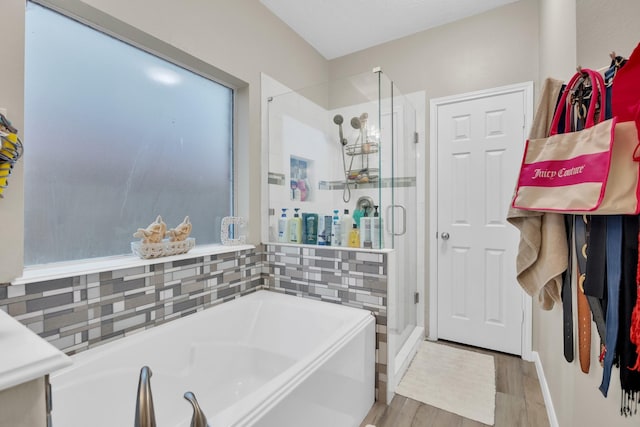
[{"x1": 51, "y1": 290, "x2": 375, "y2": 427}]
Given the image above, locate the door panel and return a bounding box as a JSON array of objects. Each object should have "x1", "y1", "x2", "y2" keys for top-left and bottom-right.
[{"x1": 436, "y1": 89, "x2": 525, "y2": 355}]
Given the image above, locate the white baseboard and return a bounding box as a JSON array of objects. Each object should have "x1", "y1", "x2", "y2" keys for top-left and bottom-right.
[{"x1": 532, "y1": 351, "x2": 559, "y2": 427}]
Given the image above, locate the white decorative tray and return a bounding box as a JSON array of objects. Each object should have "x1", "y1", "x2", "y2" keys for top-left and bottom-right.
[{"x1": 131, "y1": 238, "x2": 195, "y2": 259}]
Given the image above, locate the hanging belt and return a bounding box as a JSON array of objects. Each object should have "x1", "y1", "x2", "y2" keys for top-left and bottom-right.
[
  {"x1": 576, "y1": 216, "x2": 608, "y2": 344},
  {"x1": 574, "y1": 215, "x2": 591, "y2": 373},
  {"x1": 562, "y1": 215, "x2": 574, "y2": 363},
  {"x1": 600, "y1": 215, "x2": 623, "y2": 397}
]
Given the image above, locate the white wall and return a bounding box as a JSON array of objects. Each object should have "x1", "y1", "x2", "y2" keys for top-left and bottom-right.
[{"x1": 576, "y1": 0, "x2": 640, "y2": 70}]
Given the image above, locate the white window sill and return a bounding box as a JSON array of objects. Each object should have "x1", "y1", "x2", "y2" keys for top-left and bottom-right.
[{"x1": 12, "y1": 244, "x2": 256, "y2": 286}]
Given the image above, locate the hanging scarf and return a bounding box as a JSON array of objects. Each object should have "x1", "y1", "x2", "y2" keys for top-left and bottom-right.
[{"x1": 618, "y1": 215, "x2": 640, "y2": 416}]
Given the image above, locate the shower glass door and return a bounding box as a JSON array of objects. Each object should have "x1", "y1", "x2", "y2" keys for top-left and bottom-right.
[{"x1": 378, "y1": 72, "x2": 419, "y2": 388}]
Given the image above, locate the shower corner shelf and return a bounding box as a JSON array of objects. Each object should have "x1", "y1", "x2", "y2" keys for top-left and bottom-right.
[
  {"x1": 345, "y1": 141, "x2": 379, "y2": 156},
  {"x1": 319, "y1": 180, "x2": 378, "y2": 190},
  {"x1": 319, "y1": 176, "x2": 417, "y2": 191}
]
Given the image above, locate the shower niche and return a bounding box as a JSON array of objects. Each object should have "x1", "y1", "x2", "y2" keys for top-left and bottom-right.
[
  {"x1": 264, "y1": 69, "x2": 423, "y2": 403},
  {"x1": 289, "y1": 156, "x2": 313, "y2": 202}
]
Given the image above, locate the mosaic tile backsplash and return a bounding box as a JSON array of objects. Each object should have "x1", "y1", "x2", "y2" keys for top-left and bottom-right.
[
  {"x1": 0, "y1": 248, "x2": 264, "y2": 355},
  {"x1": 0, "y1": 244, "x2": 389, "y2": 401}
]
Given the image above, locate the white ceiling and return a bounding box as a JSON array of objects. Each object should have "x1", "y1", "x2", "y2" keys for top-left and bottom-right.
[{"x1": 261, "y1": 0, "x2": 519, "y2": 59}]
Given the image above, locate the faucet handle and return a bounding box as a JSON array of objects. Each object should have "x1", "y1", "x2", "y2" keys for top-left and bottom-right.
[
  {"x1": 135, "y1": 366, "x2": 157, "y2": 427},
  {"x1": 184, "y1": 391, "x2": 209, "y2": 427}
]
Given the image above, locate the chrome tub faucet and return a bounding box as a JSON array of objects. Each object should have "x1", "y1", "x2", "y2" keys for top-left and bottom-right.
[
  {"x1": 134, "y1": 366, "x2": 156, "y2": 427},
  {"x1": 133, "y1": 366, "x2": 210, "y2": 427},
  {"x1": 184, "y1": 391, "x2": 210, "y2": 427}
]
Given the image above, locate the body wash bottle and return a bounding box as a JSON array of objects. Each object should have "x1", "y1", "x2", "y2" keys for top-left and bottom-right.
[
  {"x1": 341, "y1": 209, "x2": 354, "y2": 247},
  {"x1": 278, "y1": 208, "x2": 288, "y2": 242},
  {"x1": 331, "y1": 209, "x2": 342, "y2": 246},
  {"x1": 288, "y1": 208, "x2": 302, "y2": 243},
  {"x1": 348, "y1": 223, "x2": 360, "y2": 248}
]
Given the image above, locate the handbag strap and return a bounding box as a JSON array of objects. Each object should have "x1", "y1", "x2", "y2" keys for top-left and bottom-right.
[
  {"x1": 576, "y1": 70, "x2": 606, "y2": 129},
  {"x1": 565, "y1": 69, "x2": 606, "y2": 131},
  {"x1": 550, "y1": 69, "x2": 606, "y2": 135}
]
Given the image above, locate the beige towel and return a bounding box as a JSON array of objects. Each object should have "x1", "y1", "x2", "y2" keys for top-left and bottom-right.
[{"x1": 507, "y1": 78, "x2": 567, "y2": 310}]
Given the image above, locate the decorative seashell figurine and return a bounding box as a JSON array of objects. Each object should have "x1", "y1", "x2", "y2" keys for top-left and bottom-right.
[
  {"x1": 167, "y1": 216, "x2": 192, "y2": 242},
  {"x1": 133, "y1": 215, "x2": 167, "y2": 243}
]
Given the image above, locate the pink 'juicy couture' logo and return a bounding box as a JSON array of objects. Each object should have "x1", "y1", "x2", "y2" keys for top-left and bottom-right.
[
  {"x1": 518, "y1": 151, "x2": 608, "y2": 188},
  {"x1": 532, "y1": 165, "x2": 586, "y2": 179}
]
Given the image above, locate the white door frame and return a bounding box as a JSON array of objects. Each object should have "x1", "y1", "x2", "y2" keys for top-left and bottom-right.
[{"x1": 428, "y1": 82, "x2": 534, "y2": 361}]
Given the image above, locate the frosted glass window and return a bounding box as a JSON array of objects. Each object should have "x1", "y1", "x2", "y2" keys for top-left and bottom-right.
[{"x1": 24, "y1": 3, "x2": 233, "y2": 265}]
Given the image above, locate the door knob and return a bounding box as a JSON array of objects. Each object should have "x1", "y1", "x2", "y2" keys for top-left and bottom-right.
[{"x1": 441, "y1": 232, "x2": 450, "y2": 240}]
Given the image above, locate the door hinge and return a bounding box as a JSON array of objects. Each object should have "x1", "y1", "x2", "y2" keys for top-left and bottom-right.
[
  {"x1": 413, "y1": 131, "x2": 419, "y2": 144},
  {"x1": 414, "y1": 292, "x2": 420, "y2": 304}
]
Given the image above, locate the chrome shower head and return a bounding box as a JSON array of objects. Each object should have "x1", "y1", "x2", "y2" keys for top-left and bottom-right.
[
  {"x1": 333, "y1": 114, "x2": 347, "y2": 145},
  {"x1": 350, "y1": 117, "x2": 361, "y2": 129}
]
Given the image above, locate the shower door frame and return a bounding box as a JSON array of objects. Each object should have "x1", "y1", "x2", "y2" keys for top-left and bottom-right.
[{"x1": 383, "y1": 87, "x2": 426, "y2": 404}]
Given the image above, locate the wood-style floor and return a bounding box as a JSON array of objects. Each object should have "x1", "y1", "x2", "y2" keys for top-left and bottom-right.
[{"x1": 360, "y1": 341, "x2": 550, "y2": 427}]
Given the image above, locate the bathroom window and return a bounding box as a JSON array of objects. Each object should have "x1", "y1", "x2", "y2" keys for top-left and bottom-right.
[{"x1": 24, "y1": 3, "x2": 233, "y2": 265}]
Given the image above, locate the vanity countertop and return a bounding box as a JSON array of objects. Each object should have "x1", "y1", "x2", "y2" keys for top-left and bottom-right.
[{"x1": 0, "y1": 309, "x2": 71, "y2": 391}]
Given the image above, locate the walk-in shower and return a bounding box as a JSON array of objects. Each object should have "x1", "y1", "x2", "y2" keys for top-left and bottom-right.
[{"x1": 263, "y1": 68, "x2": 424, "y2": 403}]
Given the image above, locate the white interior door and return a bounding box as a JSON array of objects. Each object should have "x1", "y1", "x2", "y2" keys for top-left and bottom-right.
[{"x1": 433, "y1": 84, "x2": 531, "y2": 355}]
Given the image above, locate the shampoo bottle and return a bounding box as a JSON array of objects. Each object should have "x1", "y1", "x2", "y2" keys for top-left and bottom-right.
[
  {"x1": 278, "y1": 208, "x2": 289, "y2": 242},
  {"x1": 288, "y1": 208, "x2": 302, "y2": 243},
  {"x1": 348, "y1": 223, "x2": 360, "y2": 248},
  {"x1": 341, "y1": 209, "x2": 354, "y2": 247},
  {"x1": 302, "y1": 213, "x2": 318, "y2": 245},
  {"x1": 331, "y1": 209, "x2": 342, "y2": 246},
  {"x1": 318, "y1": 215, "x2": 332, "y2": 246},
  {"x1": 361, "y1": 216, "x2": 372, "y2": 248},
  {"x1": 372, "y1": 205, "x2": 382, "y2": 249}
]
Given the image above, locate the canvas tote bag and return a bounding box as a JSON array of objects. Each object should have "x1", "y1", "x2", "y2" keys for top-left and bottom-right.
[{"x1": 512, "y1": 69, "x2": 640, "y2": 214}]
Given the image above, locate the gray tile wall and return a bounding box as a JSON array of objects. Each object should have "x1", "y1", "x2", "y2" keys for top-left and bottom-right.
[
  {"x1": 0, "y1": 244, "x2": 389, "y2": 401},
  {"x1": 0, "y1": 247, "x2": 264, "y2": 355}
]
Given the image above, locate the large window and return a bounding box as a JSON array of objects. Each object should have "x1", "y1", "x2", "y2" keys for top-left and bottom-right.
[{"x1": 24, "y1": 3, "x2": 233, "y2": 265}]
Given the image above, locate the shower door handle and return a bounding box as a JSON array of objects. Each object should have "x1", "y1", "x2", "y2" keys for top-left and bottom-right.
[{"x1": 386, "y1": 204, "x2": 407, "y2": 236}]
